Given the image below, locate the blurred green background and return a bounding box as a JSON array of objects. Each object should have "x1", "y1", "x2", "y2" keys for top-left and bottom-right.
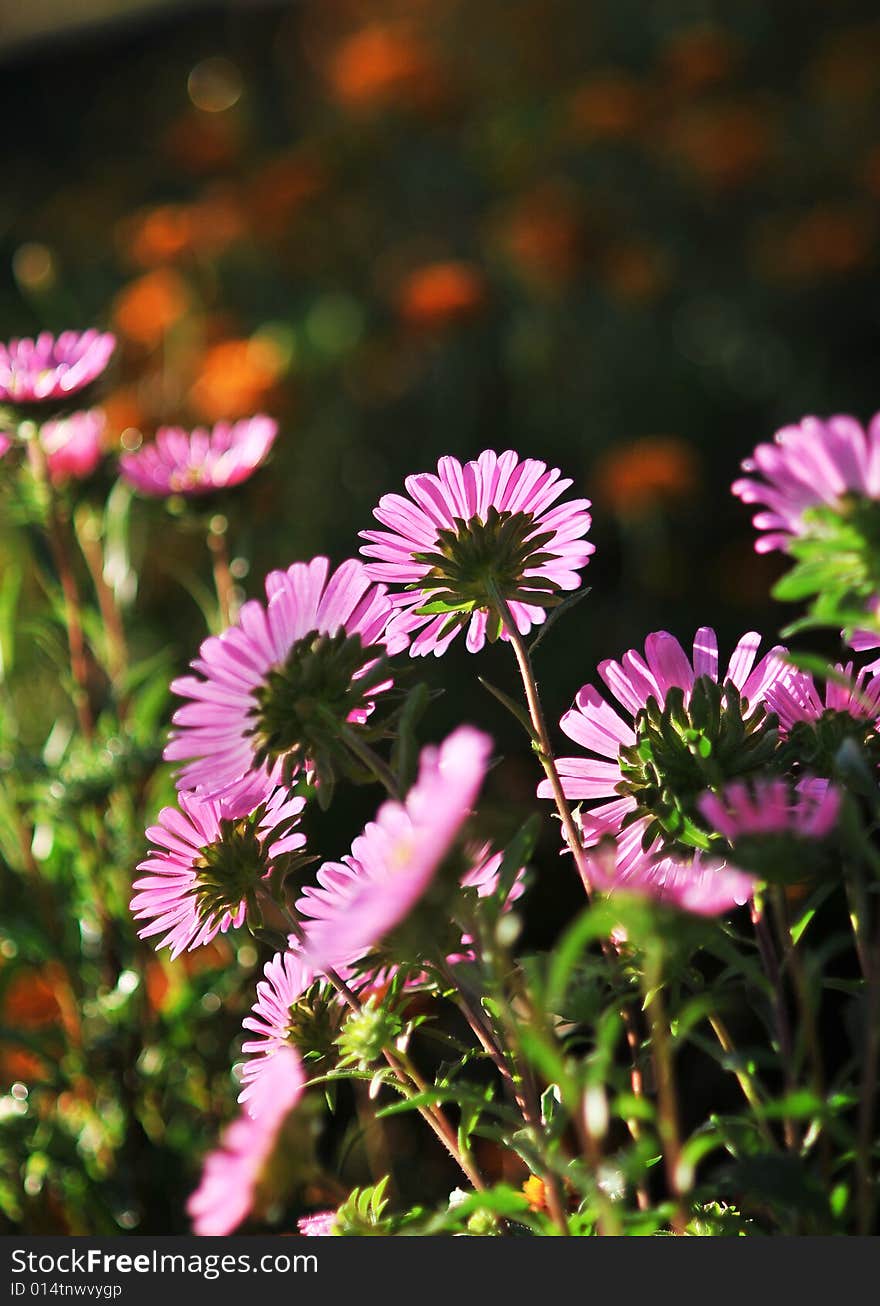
[{"x1": 2, "y1": 0, "x2": 880, "y2": 1232}]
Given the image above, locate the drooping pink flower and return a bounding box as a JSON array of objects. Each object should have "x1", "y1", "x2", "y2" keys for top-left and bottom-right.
[
  {"x1": 585, "y1": 842, "x2": 754, "y2": 916},
  {"x1": 301, "y1": 726, "x2": 493, "y2": 974},
  {"x1": 120, "y1": 416, "x2": 277, "y2": 497},
  {"x1": 732, "y1": 413, "x2": 880, "y2": 554},
  {"x1": 541, "y1": 627, "x2": 791, "y2": 879},
  {"x1": 239, "y1": 949, "x2": 316, "y2": 1117},
  {"x1": 40, "y1": 409, "x2": 105, "y2": 485},
  {"x1": 131, "y1": 781, "x2": 306, "y2": 959},
  {"x1": 360, "y1": 450, "x2": 594, "y2": 656},
  {"x1": 298, "y1": 1210, "x2": 337, "y2": 1236},
  {"x1": 188, "y1": 1046, "x2": 305, "y2": 1236},
  {"x1": 0, "y1": 331, "x2": 115, "y2": 404},
  {"x1": 764, "y1": 661, "x2": 880, "y2": 732},
  {"x1": 165, "y1": 556, "x2": 405, "y2": 803},
  {"x1": 698, "y1": 777, "x2": 841, "y2": 843}
]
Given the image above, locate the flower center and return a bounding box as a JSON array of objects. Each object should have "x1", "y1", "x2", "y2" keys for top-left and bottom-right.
[
  {"x1": 191, "y1": 817, "x2": 267, "y2": 926},
  {"x1": 616, "y1": 677, "x2": 779, "y2": 853},
  {"x1": 412, "y1": 508, "x2": 560, "y2": 629},
  {"x1": 250, "y1": 629, "x2": 388, "y2": 782}
]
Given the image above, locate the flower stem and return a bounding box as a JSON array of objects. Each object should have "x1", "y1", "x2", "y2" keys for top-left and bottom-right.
[
  {"x1": 265, "y1": 891, "x2": 484, "y2": 1191},
  {"x1": 642, "y1": 948, "x2": 689, "y2": 1235},
  {"x1": 27, "y1": 432, "x2": 94, "y2": 738},
  {"x1": 74, "y1": 505, "x2": 130, "y2": 710},
  {"x1": 338, "y1": 723, "x2": 401, "y2": 799},
  {"x1": 206, "y1": 514, "x2": 237, "y2": 629},
  {"x1": 487, "y1": 583, "x2": 590, "y2": 894}
]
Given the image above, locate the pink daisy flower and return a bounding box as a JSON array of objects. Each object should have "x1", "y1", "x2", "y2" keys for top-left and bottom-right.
[
  {"x1": 698, "y1": 777, "x2": 841, "y2": 843},
  {"x1": 846, "y1": 610, "x2": 880, "y2": 674},
  {"x1": 360, "y1": 449, "x2": 594, "y2": 656},
  {"x1": 764, "y1": 661, "x2": 880, "y2": 732},
  {"x1": 40, "y1": 409, "x2": 105, "y2": 485},
  {"x1": 732, "y1": 413, "x2": 880, "y2": 554},
  {"x1": 188, "y1": 1046, "x2": 305, "y2": 1236},
  {"x1": 542, "y1": 627, "x2": 791, "y2": 873},
  {"x1": 298, "y1": 1210, "x2": 337, "y2": 1236},
  {"x1": 0, "y1": 331, "x2": 115, "y2": 404},
  {"x1": 239, "y1": 949, "x2": 319, "y2": 1116},
  {"x1": 131, "y1": 781, "x2": 306, "y2": 959},
  {"x1": 301, "y1": 726, "x2": 493, "y2": 974},
  {"x1": 120, "y1": 416, "x2": 277, "y2": 497},
  {"x1": 585, "y1": 841, "x2": 754, "y2": 917},
  {"x1": 165, "y1": 556, "x2": 405, "y2": 802}
]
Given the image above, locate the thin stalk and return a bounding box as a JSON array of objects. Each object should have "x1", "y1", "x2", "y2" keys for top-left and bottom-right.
[
  {"x1": 708, "y1": 1014, "x2": 776, "y2": 1149},
  {"x1": 206, "y1": 515, "x2": 237, "y2": 629},
  {"x1": 263, "y1": 890, "x2": 484, "y2": 1191},
  {"x1": 751, "y1": 897, "x2": 798, "y2": 1151},
  {"x1": 338, "y1": 723, "x2": 401, "y2": 799},
  {"x1": 856, "y1": 912, "x2": 880, "y2": 1235},
  {"x1": 27, "y1": 434, "x2": 93, "y2": 737},
  {"x1": 486, "y1": 582, "x2": 591, "y2": 895},
  {"x1": 642, "y1": 951, "x2": 688, "y2": 1236},
  {"x1": 74, "y1": 506, "x2": 129, "y2": 708}
]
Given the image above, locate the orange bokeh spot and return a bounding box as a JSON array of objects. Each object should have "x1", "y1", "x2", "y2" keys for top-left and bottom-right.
[
  {"x1": 113, "y1": 270, "x2": 191, "y2": 349},
  {"x1": 397, "y1": 261, "x2": 487, "y2": 327},
  {"x1": 569, "y1": 72, "x2": 648, "y2": 141},
  {"x1": 189, "y1": 337, "x2": 286, "y2": 422},
  {"x1": 665, "y1": 102, "x2": 773, "y2": 189},
  {"x1": 756, "y1": 205, "x2": 876, "y2": 284},
  {"x1": 601, "y1": 243, "x2": 671, "y2": 304},
  {"x1": 327, "y1": 24, "x2": 440, "y2": 110},
  {"x1": 661, "y1": 25, "x2": 740, "y2": 93},
  {"x1": 595, "y1": 436, "x2": 699, "y2": 516},
  {"x1": 501, "y1": 184, "x2": 586, "y2": 288}
]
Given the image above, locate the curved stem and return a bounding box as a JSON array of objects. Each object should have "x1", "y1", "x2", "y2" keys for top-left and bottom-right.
[
  {"x1": 486, "y1": 583, "x2": 590, "y2": 894},
  {"x1": 262, "y1": 890, "x2": 484, "y2": 1191},
  {"x1": 642, "y1": 948, "x2": 688, "y2": 1236}
]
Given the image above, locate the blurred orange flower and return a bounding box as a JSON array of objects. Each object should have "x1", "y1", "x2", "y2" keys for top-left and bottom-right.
[
  {"x1": 595, "y1": 436, "x2": 699, "y2": 516},
  {"x1": 163, "y1": 108, "x2": 242, "y2": 172},
  {"x1": 397, "y1": 261, "x2": 487, "y2": 327},
  {"x1": 664, "y1": 102, "x2": 774, "y2": 189},
  {"x1": 327, "y1": 24, "x2": 441, "y2": 110},
  {"x1": 755, "y1": 205, "x2": 876, "y2": 283},
  {"x1": 601, "y1": 243, "x2": 671, "y2": 303},
  {"x1": 569, "y1": 72, "x2": 648, "y2": 141},
  {"x1": 113, "y1": 270, "x2": 191, "y2": 348},
  {"x1": 660, "y1": 25, "x2": 740, "y2": 94},
  {"x1": 500, "y1": 183, "x2": 586, "y2": 288},
  {"x1": 522, "y1": 1175, "x2": 548, "y2": 1213},
  {"x1": 0, "y1": 964, "x2": 66, "y2": 1084},
  {"x1": 250, "y1": 153, "x2": 326, "y2": 238},
  {"x1": 189, "y1": 337, "x2": 286, "y2": 422}
]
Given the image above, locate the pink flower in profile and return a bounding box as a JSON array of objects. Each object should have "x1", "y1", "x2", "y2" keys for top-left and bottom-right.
[
  {"x1": 239, "y1": 949, "x2": 315, "y2": 1117},
  {"x1": 298, "y1": 1211, "x2": 337, "y2": 1236},
  {"x1": 764, "y1": 661, "x2": 880, "y2": 732},
  {"x1": 165, "y1": 556, "x2": 405, "y2": 803},
  {"x1": 301, "y1": 727, "x2": 492, "y2": 974},
  {"x1": 120, "y1": 416, "x2": 277, "y2": 497},
  {"x1": 732, "y1": 413, "x2": 880, "y2": 554},
  {"x1": 0, "y1": 331, "x2": 115, "y2": 403},
  {"x1": 188, "y1": 1046, "x2": 305, "y2": 1236},
  {"x1": 541, "y1": 627, "x2": 790, "y2": 879},
  {"x1": 360, "y1": 449, "x2": 594, "y2": 656},
  {"x1": 698, "y1": 778, "x2": 841, "y2": 843},
  {"x1": 40, "y1": 409, "x2": 105, "y2": 485},
  {"x1": 131, "y1": 781, "x2": 306, "y2": 959},
  {"x1": 586, "y1": 842, "x2": 754, "y2": 917},
  {"x1": 846, "y1": 607, "x2": 880, "y2": 674}
]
